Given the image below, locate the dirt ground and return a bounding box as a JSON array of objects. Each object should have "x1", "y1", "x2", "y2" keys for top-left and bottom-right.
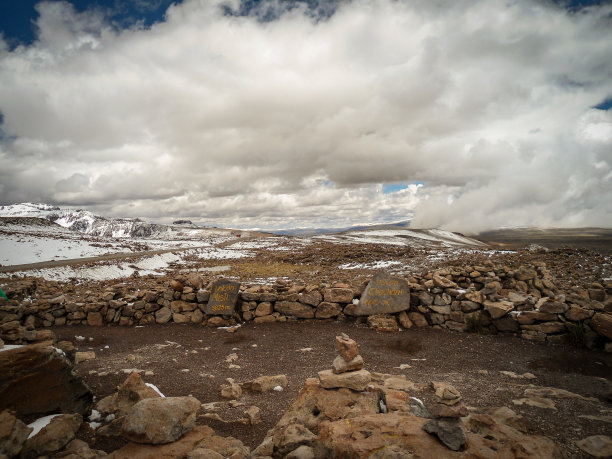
[{"x1": 55, "y1": 320, "x2": 612, "y2": 458}]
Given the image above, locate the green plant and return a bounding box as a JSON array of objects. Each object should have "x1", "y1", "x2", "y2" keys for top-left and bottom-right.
[{"x1": 465, "y1": 313, "x2": 484, "y2": 334}]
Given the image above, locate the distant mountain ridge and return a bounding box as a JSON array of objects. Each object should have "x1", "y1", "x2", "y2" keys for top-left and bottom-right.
[
  {"x1": 0, "y1": 203, "x2": 202, "y2": 239},
  {"x1": 271, "y1": 220, "x2": 412, "y2": 236}
]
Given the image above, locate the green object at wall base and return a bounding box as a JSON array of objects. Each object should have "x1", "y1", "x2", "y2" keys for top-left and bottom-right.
[{"x1": 0, "y1": 289, "x2": 8, "y2": 300}]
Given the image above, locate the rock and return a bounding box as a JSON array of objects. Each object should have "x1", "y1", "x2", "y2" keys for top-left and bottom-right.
[
  {"x1": 317, "y1": 369, "x2": 371, "y2": 391},
  {"x1": 433, "y1": 271, "x2": 458, "y2": 289},
  {"x1": 112, "y1": 425, "x2": 249, "y2": 459},
  {"x1": 382, "y1": 375, "x2": 422, "y2": 392},
  {"x1": 97, "y1": 372, "x2": 161, "y2": 417},
  {"x1": 354, "y1": 274, "x2": 410, "y2": 315},
  {"x1": 576, "y1": 435, "x2": 612, "y2": 458},
  {"x1": 383, "y1": 389, "x2": 412, "y2": 412},
  {"x1": 171, "y1": 280, "x2": 184, "y2": 291},
  {"x1": 423, "y1": 417, "x2": 466, "y2": 451},
  {"x1": 514, "y1": 267, "x2": 537, "y2": 281},
  {"x1": 522, "y1": 322, "x2": 566, "y2": 334},
  {"x1": 74, "y1": 350, "x2": 96, "y2": 364},
  {"x1": 465, "y1": 290, "x2": 485, "y2": 304},
  {"x1": 252, "y1": 435, "x2": 274, "y2": 457},
  {"x1": 408, "y1": 312, "x2": 429, "y2": 327},
  {"x1": 155, "y1": 307, "x2": 172, "y2": 324},
  {"x1": 61, "y1": 438, "x2": 108, "y2": 459},
  {"x1": 185, "y1": 273, "x2": 204, "y2": 290},
  {"x1": 431, "y1": 382, "x2": 461, "y2": 405},
  {"x1": 271, "y1": 378, "x2": 379, "y2": 431},
  {"x1": 286, "y1": 444, "x2": 315, "y2": 459},
  {"x1": 0, "y1": 342, "x2": 92, "y2": 417},
  {"x1": 298, "y1": 290, "x2": 322, "y2": 307},
  {"x1": 465, "y1": 413, "x2": 563, "y2": 458},
  {"x1": 206, "y1": 316, "x2": 231, "y2": 327},
  {"x1": 220, "y1": 378, "x2": 242, "y2": 399},
  {"x1": 0, "y1": 410, "x2": 32, "y2": 458},
  {"x1": 121, "y1": 396, "x2": 201, "y2": 444},
  {"x1": 332, "y1": 354, "x2": 364, "y2": 374},
  {"x1": 274, "y1": 301, "x2": 315, "y2": 319},
  {"x1": 87, "y1": 311, "x2": 103, "y2": 326},
  {"x1": 536, "y1": 297, "x2": 568, "y2": 314},
  {"x1": 335, "y1": 334, "x2": 359, "y2": 361},
  {"x1": 323, "y1": 288, "x2": 354, "y2": 304},
  {"x1": 523, "y1": 387, "x2": 596, "y2": 401},
  {"x1": 315, "y1": 302, "x2": 342, "y2": 319},
  {"x1": 244, "y1": 406, "x2": 261, "y2": 425},
  {"x1": 272, "y1": 423, "x2": 316, "y2": 456},
  {"x1": 398, "y1": 311, "x2": 414, "y2": 328},
  {"x1": 249, "y1": 374, "x2": 288, "y2": 392},
  {"x1": 21, "y1": 413, "x2": 82, "y2": 459},
  {"x1": 428, "y1": 402, "x2": 469, "y2": 418},
  {"x1": 187, "y1": 447, "x2": 224, "y2": 458},
  {"x1": 592, "y1": 313, "x2": 612, "y2": 339},
  {"x1": 254, "y1": 302, "x2": 273, "y2": 317},
  {"x1": 171, "y1": 300, "x2": 197, "y2": 313},
  {"x1": 367, "y1": 314, "x2": 399, "y2": 332},
  {"x1": 512, "y1": 397, "x2": 556, "y2": 409},
  {"x1": 190, "y1": 426, "x2": 250, "y2": 458},
  {"x1": 317, "y1": 413, "x2": 456, "y2": 458},
  {"x1": 484, "y1": 300, "x2": 514, "y2": 319},
  {"x1": 564, "y1": 306, "x2": 594, "y2": 321},
  {"x1": 253, "y1": 314, "x2": 277, "y2": 324}
]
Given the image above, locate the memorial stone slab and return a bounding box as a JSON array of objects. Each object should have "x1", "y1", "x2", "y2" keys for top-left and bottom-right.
[
  {"x1": 205, "y1": 279, "x2": 240, "y2": 316},
  {"x1": 354, "y1": 273, "x2": 410, "y2": 316}
]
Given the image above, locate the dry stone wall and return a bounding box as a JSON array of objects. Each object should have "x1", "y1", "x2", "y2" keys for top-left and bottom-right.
[{"x1": 1, "y1": 260, "x2": 611, "y2": 351}]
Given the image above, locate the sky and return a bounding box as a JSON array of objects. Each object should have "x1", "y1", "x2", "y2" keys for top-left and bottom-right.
[{"x1": 0, "y1": 0, "x2": 611, "y2": 232}]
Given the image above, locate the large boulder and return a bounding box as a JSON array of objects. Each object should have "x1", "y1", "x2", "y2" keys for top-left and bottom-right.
[
  {"x1": 96, "y1": 372, "x2": 161, "y2": 417},
  {"x1": 121, "y1": 396, "x2": 201, "y2": 444},
  {"x1": 318, "y1": 413, "x2": 457, "y2": 458},
  {"x1": 20, "y1": 413, "x2": 82, "y2": 459},
  {"x1": 0, "y1": 342, "x2": 92, "y2": 417}
]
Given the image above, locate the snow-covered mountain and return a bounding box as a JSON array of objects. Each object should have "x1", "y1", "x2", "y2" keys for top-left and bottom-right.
[{"x1": 0, "y1": 203, "x2": 208, "y2": 239}]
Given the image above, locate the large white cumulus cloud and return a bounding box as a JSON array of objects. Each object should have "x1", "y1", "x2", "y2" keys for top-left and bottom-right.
[{"x1": 0, "y1": 0, "x2": 611, "y2": 231}]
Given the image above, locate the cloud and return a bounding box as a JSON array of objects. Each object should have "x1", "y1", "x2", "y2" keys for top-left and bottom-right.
[{"x1": 0, "y1": 0, "x2": 611, "y2": 231}]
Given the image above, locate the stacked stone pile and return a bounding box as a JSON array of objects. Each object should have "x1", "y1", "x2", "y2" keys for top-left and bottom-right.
[
  {"x1": 1, "y1": 260, "x2": 611, "y2": 350},
  {"x1": 317, "y1": 333, "x2": 371, "y2": 392},
  {"x1": 253, "y1": 336, "x2": 564, "y2": 458}
]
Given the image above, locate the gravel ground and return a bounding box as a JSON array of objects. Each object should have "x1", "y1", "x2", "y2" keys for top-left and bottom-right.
[{"x1": 55, "y1": 320, "x2": 612, "y2": 458}]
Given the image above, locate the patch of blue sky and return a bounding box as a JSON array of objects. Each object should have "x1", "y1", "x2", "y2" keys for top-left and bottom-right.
[
  {"x1": 593, "y1": 98, "x2": 612, "y2": 111},
  {"x1": 0, "y1": 0, "x2": 180, "y2": 48},
  {"x1": 382, "y1": 183, "x2": 409, "y2": 194}
]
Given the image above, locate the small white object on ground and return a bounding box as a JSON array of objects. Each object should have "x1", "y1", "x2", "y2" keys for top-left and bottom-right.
[{"x1": 273, "y1": 386, "x2": 283, "y2": 392}]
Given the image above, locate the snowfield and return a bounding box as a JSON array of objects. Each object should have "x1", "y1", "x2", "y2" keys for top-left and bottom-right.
[{"x1": 1, "y1": 202, "x2": 493, "y2": 282}]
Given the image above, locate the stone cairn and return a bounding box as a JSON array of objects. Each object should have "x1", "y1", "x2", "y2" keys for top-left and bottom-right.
[{"x1": 317, "y1": 333, "x2": 372, "y2": 392}]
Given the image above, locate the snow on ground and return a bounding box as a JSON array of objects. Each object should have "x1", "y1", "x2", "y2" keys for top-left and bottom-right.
[
  {"x1": 27, "y1": 414, "x2": 61, "y2": 439},
  {"x1": 0, "y1": 224, "x2": 133, "y2": 265},
  {"x1": 339, "y1": 260, "x2": 403, "y2": 270},
  {"x1": 8, "y1": 246, "x2": 254, "y2": 282},
  {"x1": 317, "y1": 229, "x2": 486, "y2": 248}
]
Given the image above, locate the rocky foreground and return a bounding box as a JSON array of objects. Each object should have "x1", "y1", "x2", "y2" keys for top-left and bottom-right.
[
  {"x1": 4, "y1": 331, "x2": 611, "y2": 458},
  {"x1": 1, "y1": 244, "x2": 611, "y2": 458}
]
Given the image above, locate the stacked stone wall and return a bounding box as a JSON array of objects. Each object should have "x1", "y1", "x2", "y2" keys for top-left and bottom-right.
[{"x1": 1, "y1": 261, "x2": 611, "y2": 350}]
